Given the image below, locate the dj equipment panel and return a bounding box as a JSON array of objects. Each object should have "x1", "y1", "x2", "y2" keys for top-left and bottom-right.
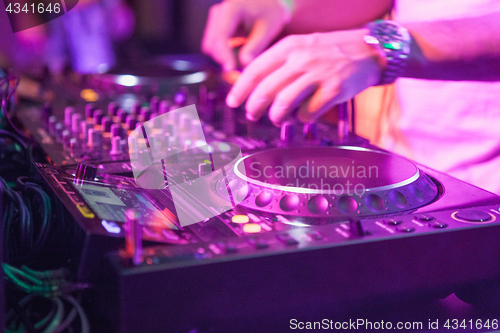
[{"x1": 16, "y1": 56, "x2": 500, "y2": 332}]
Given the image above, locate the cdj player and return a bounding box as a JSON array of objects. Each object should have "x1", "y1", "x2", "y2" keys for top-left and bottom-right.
[{"x1": 15, "y1": 56, "x2": 500, "y2": 332}]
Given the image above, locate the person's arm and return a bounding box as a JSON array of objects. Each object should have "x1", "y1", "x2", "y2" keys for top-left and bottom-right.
[
  {"x1": 404, "y1": 13, "x2": 500, "y2": 81},
  {"x1": 287, "y1": 0, "x2": 393, "y2": 34},
  {"x1": 201, "y1": 0, "x2": 392, "y2": 71},
  {"x1": 226, "y1": 12, "x2": 500, "y2": 125}
]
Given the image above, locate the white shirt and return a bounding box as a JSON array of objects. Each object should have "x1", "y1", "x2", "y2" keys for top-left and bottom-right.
[{"x1": 386, "y1": 0, "x2": 500, "y2": 193}]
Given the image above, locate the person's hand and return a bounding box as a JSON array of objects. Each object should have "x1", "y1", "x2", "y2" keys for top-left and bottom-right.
[
  {"x1": 226, "y1": 29, "x2": 385, "y2": 125},
  {"x1": 202, "y1": 0, "x2": 291, "y2": 72}
]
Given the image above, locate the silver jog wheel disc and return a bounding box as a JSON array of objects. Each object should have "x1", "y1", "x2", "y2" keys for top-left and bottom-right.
[{"x1": 217, "y1": 146, "x2": 439, "y2": 218}]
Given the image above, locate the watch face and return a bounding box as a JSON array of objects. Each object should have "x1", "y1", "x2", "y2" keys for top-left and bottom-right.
[
  {"x1": 365, "y1": 20, "x2": 411, "y2": 85},
  {"x1": 372, "y1": 21, "x2": 411, "y2": 53}
]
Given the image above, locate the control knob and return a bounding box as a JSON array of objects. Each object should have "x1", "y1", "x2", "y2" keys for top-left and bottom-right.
[{"x1": 74, "y1": 163, "x2": 97, "y2": 182}]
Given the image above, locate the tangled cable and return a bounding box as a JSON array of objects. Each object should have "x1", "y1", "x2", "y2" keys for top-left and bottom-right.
[
  {"x1": 1, "y1": 176, "x2": 57, "y2": 264},
  {"x1": 3, "y1": 263, "x2": 90, "y2": 333}
]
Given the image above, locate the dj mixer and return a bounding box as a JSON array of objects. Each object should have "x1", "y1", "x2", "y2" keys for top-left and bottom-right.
[{"x1": 15, "y1": 56, "x2": 500, "y2": 332}]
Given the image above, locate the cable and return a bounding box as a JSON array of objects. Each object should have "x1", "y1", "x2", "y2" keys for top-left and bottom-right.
[
  {"x1": 35, "y1": 300, "x2": 58, "y2": 331},
  {"x1": 7, "y1": 296, "x2": 36, "y2": 333},
  {"x1": 41, "y1": 298, "x2": 64, "y2": 333},
  {"x1": 16, "y1": 177, "x2": 53, "y2": 255},
  {"x1": 52, "y1": 306, "x2": 77, "y2": 333},
  {"x1": 3, "y1": 263, "x2": 43, "y2": 286},
  {"x1": 0, "y1": 73, "x2": 36, "y2": 144},
  {"x1": 64, "y1": 295, "x2": 90, "y2": 333},
  {"x1": 0, "y1": 130, "x2": 28, "y2": 151},
  {"x1": 3, "y1": 271, "x2": 90, "y2": 332},
  {"x1": 1, "y1": 173, "x2": 57, "y2": 263}
]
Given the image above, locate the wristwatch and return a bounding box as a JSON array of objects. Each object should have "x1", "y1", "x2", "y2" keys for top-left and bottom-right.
[{"x1": 364, "y1": 20, "x2": 412, "y2": 86}]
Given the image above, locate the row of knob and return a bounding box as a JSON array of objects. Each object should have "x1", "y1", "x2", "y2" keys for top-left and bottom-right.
[
  {"x1": 44, "y1": 95, "x2": 191, "y2": 155},
  {"x1": 280, "y1": 121, "x2": 318, "y2": 142}
]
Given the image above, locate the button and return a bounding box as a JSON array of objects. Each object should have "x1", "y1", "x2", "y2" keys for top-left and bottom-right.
[
  {"x1": 276, "y1": 233, "x2": 299, "y2": 246},
  {"x1": 349, "y1": 218, "x2": 365, "y2": 237},
  {"x1": 62, "y1": 130, "x2": 71, "y2": 147},
  {"x1": 232, "y1": 215, "x2": 249, "y2": 224},
  {"x1": 308, "y1": 195, "x2": 329, "y2": 214},
  {"x1": 385, "y1": 219, "x2": 402, "y2": 226},
  {"x1": 365, "y1": 194, "x2": 385, "y2": 212},
  {"x1": 48, "y1": 116, "x2": 57, "y2": 135},
  {"x1": 390, "y1": 190, "x2": 408, "y2": 208},
  {"x1": 280, "y1": 121, "x2": 295, "y2": 142},
  {"x1": 108, "y1": 102, "x2": 118, "y2": 117},
  {"x1": 198, "y1": 163, "x2": 212, "y2": 177},
  {"x1": 64, "y1": 106, "x2": 76, "y2": 127},
  {"x1": 179, "y1": 114, "x2": 192, "y2": 130},
  {"x1": 110, "y1": 123, "x2": 123, "y2": 138},
  {"x1": 162, "y1": 121, "x2": 174, "y2": 136},
  {"x1": 337, "y1": 196, "x2": 358, "y2": 214},
  {"x1": 85, "y1": 103, "x2": 95, "y2": 119},
  {"x1": 308, "y1": 232, "x2": 323, "y2": 241},
  {"x1": 54, "y1": 123, "x2": 64, "y2": 142},
  {"x1": 303, "y1": 122, "x2": 318, "y2": 140},
  {"x1": 150, "y1": 133, "x2": 163, "y2": 151},
  {"x1": 161, "y1": 229, "x2": 180, "y2": 241},
  {"x1": 152, "y1": 113, "x2": 162, "y2": 128},
  {"x1": 69, "y1": 138, "x2": 79, "y2": 151},
  {"x1": 320, "y1": 137, "x2": 333, "y2": 146},
  {"x1": 87, "y1": 128, "x2": 101, "y2": 147},
  {"x1": 159, "y1": 100, "x2": 170, "y2": 114},
  {"x1": 125, "y1": 209, "x2": 143, "y2": 265},
  {"x1": 101, "y1": 220, "x2": 121, "y2": 234},
  {"x1": 174, "y1": 88, "x2": 187, "y2": 106},
  {"x1": 101, "y1": 116, "x2": 113, "y2": 132},
  {"x1": 255, "y1": 191, "x2": 273, "y2": 207},
  {"x1": 126, "y1": 115, "x2": 138, "y2": 131},
  {"x1": 396, "y1": 224, "x2": 415, "y2": 233},
  {"x1": 93, "y1": 109, "x2": 104, "y2": 126},
  {"x1": 131, "y1": 101, "x2": 141, "y2": 116},
  {"x1": 117, "y1": 108, "x2": 128, "y2": 123},
  {"x1": 220, "y1": 242, "x2": 238, "y2": 254},
  {"x1": 280, "y1": 194, "x2": 299, "y2": 212},
  {"x1": 455, "y1": 209, "x2": 492, "y2": 222},
  {"x1": 74, "y1": 163, "x2": 97, "y2": 182},
  {"x1": 80, "y1": 121, "x2": 92, "y2": 140},
  {"x1": 138, "y1": 151, "x2": 152, "y2": 166},
  {"x1": 243, "y1": 223, "x2": 262, "y2": 234},
  {"x1": 194, "y1": 248, "x2": 210, "y2": 260},
  {"x1": 71, "y1": 113, "x2": 83, "y2": 133},
  {"x1": 140, "y1": 107, "x2": 151, "y2": 122},
  {"x1": 430, "y1": 221, "x2": 448, "y2": 229},
  {"x1": 416, "y1": 214, "x2": 435, "y2": 221},
  {"x1": 77, "y1": 205, "x2": 95, "y2": 218},
  {"x1": 150, "y1": 96, "x2": 160, "y2": 113},
  {"x1": 142, "y1": 227, "x2": 160, "y2": 239},
  {"x1": 247, "y1": 236, "x2": 268, "y2": 249},
  {"x1": 41, "y1": 102, "x2": 52, "y2": 128},
  {"x1": 110, "y1": 136, "x2": 123, "y2": 155}
]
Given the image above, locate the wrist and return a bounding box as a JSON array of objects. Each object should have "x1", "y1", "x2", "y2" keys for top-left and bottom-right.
[
  {"x1": 358, "y1": 28, "x2": 388, "y2": 74},
  {"x1": 363, "y1": 20, "x2": 412, "y2": 85}
]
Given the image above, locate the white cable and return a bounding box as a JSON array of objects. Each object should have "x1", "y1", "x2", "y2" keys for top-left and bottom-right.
[{"x1": 64, "y1": 295, "x2": 90, "y2": 333}]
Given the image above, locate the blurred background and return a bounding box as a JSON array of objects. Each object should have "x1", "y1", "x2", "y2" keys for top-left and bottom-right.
[{"x1": 0, "y1": 0, "x2": 221, "y2": 75}]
